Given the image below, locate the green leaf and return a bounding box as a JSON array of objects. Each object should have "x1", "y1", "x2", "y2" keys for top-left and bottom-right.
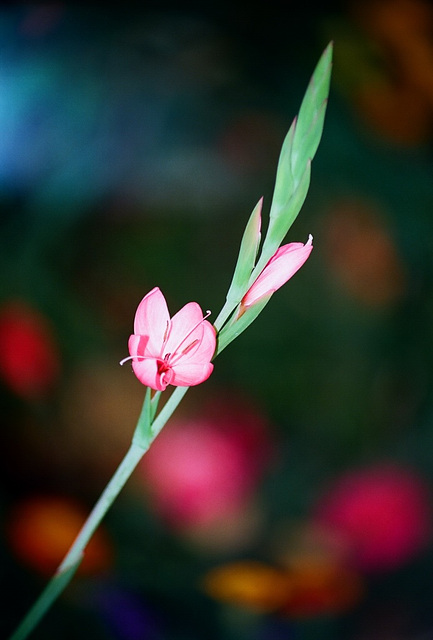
[
  {"x1": 248, "y1": 161, "x2": 311, "y2": 286},
  {"x1": 132, "y1": 387, "x2": 156, "y2": 448},
  {"x1": 262, "y1": 42, "x2": 333, "y2": 260},
  {"x1": 215, "y1": 293, "x2": 272, "y2": 355},
  {"x1": 225, "y1": 197, "x2": 262, "y2": 303}
]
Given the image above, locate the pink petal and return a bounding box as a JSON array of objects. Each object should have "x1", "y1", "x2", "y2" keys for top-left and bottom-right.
[
  {"x1": 133, "y1": 288, "x2": 169, "y2": 356},
  {"x1": 243, "y1": 237, "x2": 313, "y2": 307},
  {"x1": 128, "y1": 334, "x2": 149, "y2": 358},
  {"x1": 185, "y1": 321, "x2": 216, "y2": 362},
  {"x1": 165, "y1": 302, "x2": 204, "y2": 354},
  {"x1": 171, "y1": 362, "x2": 214, "y2": 387},
  {"x1": 131, "y1": 357, "x2": 160, "y2": 390},
  {"x1": 201, "y1": 322, "x2": 217, "y2": 361},
  {"x1": 127, "y1": 289, "x2": 216, "y2": 390}
]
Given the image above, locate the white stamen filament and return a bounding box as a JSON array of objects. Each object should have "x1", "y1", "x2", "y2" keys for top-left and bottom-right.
[
  {"x1": 168, "y1": 310, "x2": 212, "y2": 365},
  {"x1": 119, "y1": 354, "x2": 148, "y2": 365}
]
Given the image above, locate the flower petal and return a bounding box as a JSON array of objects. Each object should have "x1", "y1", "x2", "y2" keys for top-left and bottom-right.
[
  {"x1": 242, "y1": 237, "x2": 313, "y2": 307},
  {"x1": 128, "y1": 334, "x2": 149, "y2": 358},
  {"x1": 126, "y1": 289, "x2": 216, "y2": 390},
  {"x1": 131, "y1": 357, "x2": 167, "y2": 391},
  {"x1": 133, "y1": 288, "x2": 169, "y2": 356},
  {"x1": 165, "y1": 302, "x2": 205, "y2": 354},
  {"x1": 179, "y1": 321, "x2": 216, "y2": 363},
  {"x1": 171, "y1": 362, "x2": 214, "y2": 387}
]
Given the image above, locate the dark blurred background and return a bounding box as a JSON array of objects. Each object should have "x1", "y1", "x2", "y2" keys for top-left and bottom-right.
[{"x1": 2, "y1": 2, "x2": 433, "y2": 638}]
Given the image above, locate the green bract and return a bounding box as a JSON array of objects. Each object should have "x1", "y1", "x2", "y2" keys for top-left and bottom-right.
[
  {"x1": 216, "y1": 293, "x2": 272, "y2": 355},
  {"x1": 216, "y1": 42, "x2": 333, "y2": 338},
  {"x1": 224, "y1": 197, "x2": 262, "y2": 305},
  {"x1": 256, "y1": 41, "x2": 333, "y2": 273}
]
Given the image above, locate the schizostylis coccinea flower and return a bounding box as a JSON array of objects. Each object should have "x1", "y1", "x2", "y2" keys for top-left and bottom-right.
[
  {"x1": 121, "y1": 287, "x2": 216, "y2": 391},
  {"x1": 241, "y1": 235, "x2": 313, "y2": 309}
]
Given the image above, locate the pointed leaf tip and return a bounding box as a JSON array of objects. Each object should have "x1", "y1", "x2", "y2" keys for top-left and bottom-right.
[
  {"x1": 224, "y1": 196, "x2": 263, "y2": 305},
  {"x1": 265, "y1": 44, "x2": 332, "y2": 248}
]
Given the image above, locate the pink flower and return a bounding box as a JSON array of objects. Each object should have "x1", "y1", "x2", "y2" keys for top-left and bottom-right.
[
  {"x1": 122, "y1": 287, "x2": 216, "y2": 391},
  {"x1": 241, "y1": 235, "x2": 313, "y2": 308},
  {"x1": 313, "y1": 464, "x2": 431, "y2": 572}
]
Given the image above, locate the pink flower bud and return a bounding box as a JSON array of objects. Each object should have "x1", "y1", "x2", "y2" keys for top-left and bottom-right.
[{"x1": 241, "y1": 235, "x2": 313, "y2": 308}]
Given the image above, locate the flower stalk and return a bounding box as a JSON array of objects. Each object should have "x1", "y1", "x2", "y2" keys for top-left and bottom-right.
[
  {"x1": 8, "y1": 42, "x2": 332, "y2": 640},
  {"x1": 9, "y1": 384, "x2": 188, "y2": 640}
]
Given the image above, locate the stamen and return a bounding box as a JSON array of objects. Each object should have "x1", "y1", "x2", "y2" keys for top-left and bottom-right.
[
  {"x1": 163, "y1": 320, "x2": 171, "y2": 344},
  {"x1": 119, "y1": 355, "x2": 147, "y2": 366},
  {"x1": 182, "y1": 339, "x2": 199, "y2": 355},
  {"x1": 169, "y1": 309, "x2": 212, "y2": 364}
]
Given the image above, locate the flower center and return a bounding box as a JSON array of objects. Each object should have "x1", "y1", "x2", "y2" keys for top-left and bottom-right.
[
  {"x1": 160, "y1": 352, "x2": 171, "y2": 366},
  {"x1": 157, "y1": 355, "x2": 173, "y2": 388}
]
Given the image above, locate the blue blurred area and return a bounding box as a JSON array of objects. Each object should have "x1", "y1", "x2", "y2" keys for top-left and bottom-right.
[
  {"x1": 0, "y1": 6, "x2": 237, "y2": 215},
  {"x1": 2, "y1": 3, "x2": 433, "y2": 640},
  {"x1": 0, "y1": 4, "x2": 310, "y2": 218}
]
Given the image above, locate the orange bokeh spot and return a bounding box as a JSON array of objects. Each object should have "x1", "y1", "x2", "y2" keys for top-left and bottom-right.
[
  {"x1": 324, "y1": 199, "x2": 406, "y2": 307},
  {"x1": 279, "y1": 556, "x2": 363, "y2": 618},
  {"x1": 202, "y1": 557, "x2": 363, "y2": 618},
  {"x1": 334, "y1": 0, "x2": 433, "y2": 145},
  {"x1": 202, "y1": 561, "x2": 294, "y2": 613},
  {"x1": 7, "y1": 496, "x2": 112, "y2": 576}
]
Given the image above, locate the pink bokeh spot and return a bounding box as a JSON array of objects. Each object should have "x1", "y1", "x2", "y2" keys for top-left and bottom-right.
[
  {"x1": 139, "y1": 396, "x2": 273, "y2": 528},
  {"x1": 313, "y1": 464, "x2": 431, "y2": 572}
]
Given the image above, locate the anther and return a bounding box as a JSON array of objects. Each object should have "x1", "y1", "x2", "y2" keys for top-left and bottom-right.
[
  {"x1": 182, "y1": 339, "x2": 199, "y2": 355},
  {"x1": 163, "y1": 320, "x2": 171, "y2": 344}
]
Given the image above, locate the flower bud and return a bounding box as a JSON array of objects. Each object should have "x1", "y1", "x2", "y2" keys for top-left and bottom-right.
[{"x1": 241, "y1": 235, "x2": 313, "y2": 308}]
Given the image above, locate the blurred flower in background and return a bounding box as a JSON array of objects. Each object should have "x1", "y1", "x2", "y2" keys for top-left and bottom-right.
[
  {"x1": 90, "y1": 584, "x2": 165, "y2": 640},
  {"x1": 322, "y1": 198, "x2": 406, "y2": 308},
  {"x1": 138, "y1": 395, "x2": 273, "y2": 550},
  {"x1": 0, "y1": 301, "x2": 61, "y2": 400},
  {"x1": 202, "y1": 557, "x2": 364, "y2": 619},
  {"x1": 326, "y1": 0, "x2": 433, "y2": 145},
  {"x1": 312, "y1": 462, "x2": 431, "y2": 572},
  {"x1": 6, "y1": 495, "x2": 112, "y2": 576}
]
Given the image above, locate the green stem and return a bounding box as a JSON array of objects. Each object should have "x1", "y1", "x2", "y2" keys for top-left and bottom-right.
[
  {"x1": 151, "y1": 386, "x2": 189, "y2": 439},
  {"x1": 213, "y1": 299, "x2": 237, "y2": 332},
  {"x1": 58, "y1": 441, "x2": 147, "y2": 573},
  {"x1": 8, "y1": 386, "x2": 190, "y2": 640},
  {"x1": 8, "y1": 563, "x2": 80, "y2": 640},
  {"x1": 9, "y1": 441, "x2": 146, "y2": 640}
]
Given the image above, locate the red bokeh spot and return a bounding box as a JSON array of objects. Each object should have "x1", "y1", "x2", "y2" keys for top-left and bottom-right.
[{"x1": 0, "y1": 301, "x2": 60, "y2": 399}]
